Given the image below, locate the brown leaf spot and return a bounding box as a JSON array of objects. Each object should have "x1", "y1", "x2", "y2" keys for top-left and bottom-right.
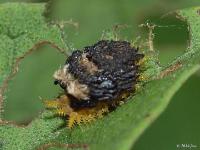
[
  {"x1": 158, "y1": 61, "x2": 183, "y2": 79},
  {"x1": 197, "y1": 9, "x2": 200, "y2": 15}
]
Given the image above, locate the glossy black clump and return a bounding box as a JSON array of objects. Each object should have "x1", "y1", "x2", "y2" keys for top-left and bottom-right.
[{"x1": 64, "y1": 40, "x2": 144, "y2": 108}]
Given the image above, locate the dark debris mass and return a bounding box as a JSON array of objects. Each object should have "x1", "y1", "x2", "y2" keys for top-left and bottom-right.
[{"x1": 65, "y1": 40, "x2": 144, "y2": 108}]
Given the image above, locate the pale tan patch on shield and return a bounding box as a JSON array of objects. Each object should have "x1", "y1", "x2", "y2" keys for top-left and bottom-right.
[
  {"x1": 53, "y1": 65, "x2": 89, "y2": 100},
  {"x1": 79, "y1": 53, "x2": 99, "y2": 74}
]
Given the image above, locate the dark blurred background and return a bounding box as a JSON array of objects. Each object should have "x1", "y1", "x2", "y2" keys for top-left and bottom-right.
[{"x1": 1, "y1": 0, "x2": 200, "y2": 150}]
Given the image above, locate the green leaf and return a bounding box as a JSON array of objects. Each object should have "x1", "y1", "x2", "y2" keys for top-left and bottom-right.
[
  {"x1": 0, "y1": 3, "x2": 66, "y2": 116},
  {"x1": 0, "y1": 3, "x2": 66, "y2": 149},
  {"x1": 0, "y1": 3, "x2": 200, "y2": 150}
]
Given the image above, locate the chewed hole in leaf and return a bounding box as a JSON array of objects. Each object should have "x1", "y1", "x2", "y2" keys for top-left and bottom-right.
[
  {"x1": 139, "y1": 12, "x2": 189, "y2": 65},
  {"x1": 3, "y1": 45, "x2": 65, "y2": 124}
]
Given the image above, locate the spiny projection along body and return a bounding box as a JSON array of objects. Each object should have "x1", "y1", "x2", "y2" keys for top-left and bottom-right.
[{"x1": 45, "y1": 40, "x2": 144, "y2": 128}]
